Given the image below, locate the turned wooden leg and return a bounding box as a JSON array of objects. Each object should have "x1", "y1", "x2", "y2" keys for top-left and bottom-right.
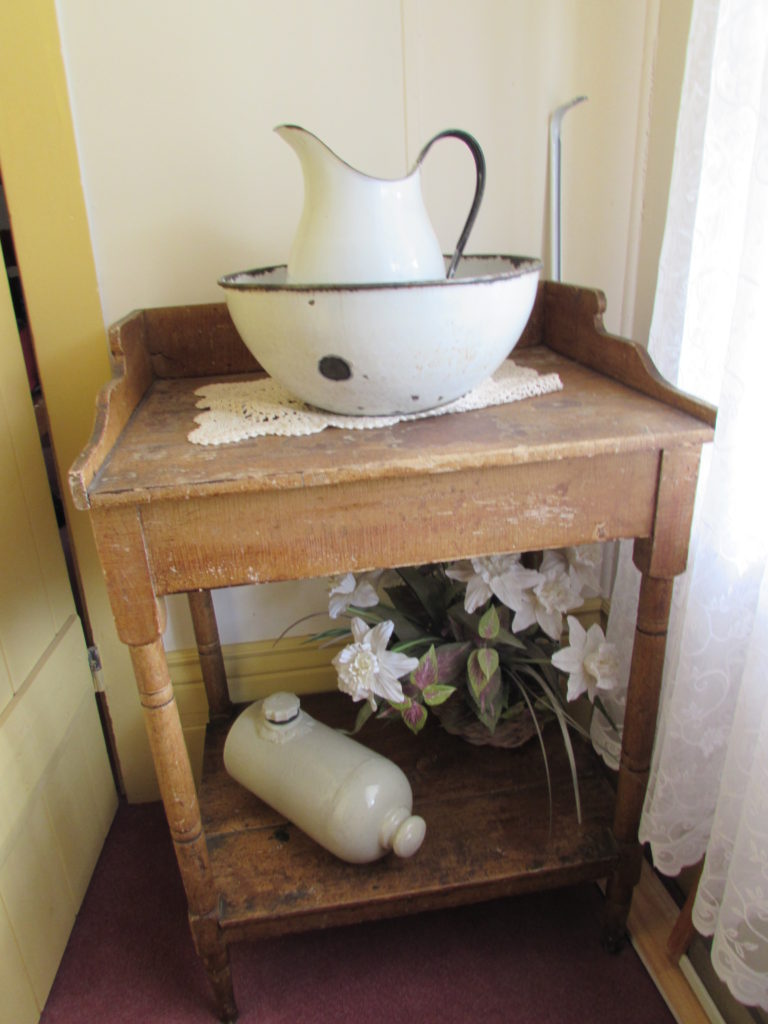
[
  {"x1": 603, "y1": 573, "x2": 674, "y2": 950},
  {"x1": 130, "y1": 639, "x2": 238, "y2": 1021},
  {"x1": 188, "y1": 589, "x2": 234, "y2": 721},
  {"x1": 603, "y1": 448, "x2": 702, "y2": 950}
]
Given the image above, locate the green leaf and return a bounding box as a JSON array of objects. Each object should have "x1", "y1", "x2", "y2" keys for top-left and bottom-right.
[
  {"x1": 447, "y1": 604, "x2": 485, "y2": 641},
  {"x1": 513, "y1": 679, "x2": 553, "y2": 836},
  {"x1": 393, "y1": 636, "x2": 442, "y2": 653},
  {"x1": 309, "y1": 626, "x2": 353, "y2": 644},
  {"x1": 396, "y1": 566, "x2": 449, "y2": 627},
  {"x1": 275, "y1": 610, "x2": 338, "y2": 643},
  {"x1": 389, "y1": 696, "x2": 411, "y2": 711},
  {"x1": 469, "y1": 682, "x2": 504, "y2": 733},
  {"x1": 399, "y1": 698, "x2": 428, "y2": 734},
  {"x1": 345, "y1": 604, "x2": 388, "y2": 623},
  {"x1": 467, "y1": 648, "x2": 502, "y2": 721},
  {"x1": 410, "y1": 646, "x2": 439, "y2": 691},
  {"x1": 422, "y1": 683, "x2": 456, "y2": 707},
  {"x1": 448, "y1": 604, "x2": 524, "y2": 649},
  {"x1": 345, "y1": 702, "x2": 374, "y2": 735},
  {"x1": 343, "y1": 602, "x2": 439, "y2": 648},
  {"x1": 471, "y1": 646, "x2": 499, "y2": 680},
  {"x1": 592, "y1": 695, "x2": 620, "y2": 734},
  {"x1": 376, "y1": 599, "x2": 430, "y2": 643},
  {"x1": 435, "y1": 642, "x2": 471, "y2": 683},
  {"x1": 493, "y1": 625, "x2": 527, "y2": 649},
  {"x1": 531, "y1": 669, "x2": 583, "y2": 825},
  {"x1": 478, "y1": 603, "x2": 500, "y2": 640}
]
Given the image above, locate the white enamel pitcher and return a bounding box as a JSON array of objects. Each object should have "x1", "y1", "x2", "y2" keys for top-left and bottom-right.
[{"x1": 276, "y1": 124, "x2": 485, "y2": 285}]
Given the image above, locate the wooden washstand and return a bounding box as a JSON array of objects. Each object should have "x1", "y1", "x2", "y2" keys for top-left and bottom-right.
[{"x1": 70, "y1": 283, "x2": 715, "y2": 1021}]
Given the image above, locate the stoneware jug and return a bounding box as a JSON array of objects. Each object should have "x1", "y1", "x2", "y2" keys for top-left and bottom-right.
[
  {"x1": 276, "y1": 124, "x2": 485, "y2": 284},
  {"x1": 223, "y1": 692, "x2": 426, "y2": 863}
]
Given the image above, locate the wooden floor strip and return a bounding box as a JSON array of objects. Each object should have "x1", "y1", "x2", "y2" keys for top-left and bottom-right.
[{"x1": 626, "y1": 861, "x2": 717, "y2": 1024}]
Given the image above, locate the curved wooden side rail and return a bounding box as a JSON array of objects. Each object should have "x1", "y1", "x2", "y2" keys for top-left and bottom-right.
[
  {"x1": 69, "y1": 303, "x2": 263, "y2": 510},
  {"x1": 542, "y1": 281, "x2": 717, "y2": 428},
  {"x1": 69, "y1": 310, "x2": 154, "y2": 510}
]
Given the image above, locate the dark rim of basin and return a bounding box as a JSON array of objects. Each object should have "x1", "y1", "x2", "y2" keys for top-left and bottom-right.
[{"x1": 218, "y1": 254, "x2": 542, "y2": 292}]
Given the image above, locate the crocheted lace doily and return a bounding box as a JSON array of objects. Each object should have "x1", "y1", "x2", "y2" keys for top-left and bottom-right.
[{"x1": 189, "y1": 360, "x2": 562, "y2": 445}]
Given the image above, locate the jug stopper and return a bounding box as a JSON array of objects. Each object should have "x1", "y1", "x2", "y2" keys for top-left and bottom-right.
[{"x1": 263, "y1": 691, "x2": 301, "y2": 724}]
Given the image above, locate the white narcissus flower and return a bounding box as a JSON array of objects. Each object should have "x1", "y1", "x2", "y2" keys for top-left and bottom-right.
[
  {"x1": 328, "y1": 571, "x2": 382, "y2": 619},
  {"x1": 552, "y1": 615, "x2": 619, "y2": 703},
  {"x1": 562, "y1": 544, "x2": 602, "y2": 595},
  {"x1": 510, "y1": 556, "x2": 583, "y2": 640},
  {"x1": 332, "y1": 618, "x2": 419, "y2": 710},
  {"x1": 446, "y1": 554, "x2": 542, "y2": 614}
]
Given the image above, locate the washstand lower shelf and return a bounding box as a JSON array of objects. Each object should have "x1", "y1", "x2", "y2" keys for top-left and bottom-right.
[{"x1": 199, "y1": 692, "x2": 619, "y2": 943}]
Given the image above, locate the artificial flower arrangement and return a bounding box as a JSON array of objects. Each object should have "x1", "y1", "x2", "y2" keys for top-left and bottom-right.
[{"x1": 308, "y1": 546, "x2": 620, "y2": 816}]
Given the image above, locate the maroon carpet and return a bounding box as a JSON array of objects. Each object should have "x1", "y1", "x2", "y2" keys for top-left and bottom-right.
[{"x1": 40, "y1": 802, "x2": 674, "y2": 1023}]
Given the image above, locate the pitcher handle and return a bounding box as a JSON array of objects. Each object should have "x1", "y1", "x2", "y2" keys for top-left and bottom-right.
[{"x1": 415, "y1": 129, "x2": 486, "y2": 279}]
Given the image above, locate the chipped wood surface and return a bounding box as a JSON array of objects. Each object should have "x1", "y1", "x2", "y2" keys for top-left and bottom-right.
[
  {"x1": 80, "y1": 347, "x2": 712, "y2": 507},
  {"x1": 541, "y1": 282, "x2": 717, "y2": 427},
  {"x1": 134, "y1": 450, "x2": 658, "y2": 596}
]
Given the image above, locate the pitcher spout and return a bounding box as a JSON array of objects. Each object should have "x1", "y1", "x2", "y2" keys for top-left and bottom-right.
[{"x1": 274, "y1": 123, "x2": 350, "y2": 176}]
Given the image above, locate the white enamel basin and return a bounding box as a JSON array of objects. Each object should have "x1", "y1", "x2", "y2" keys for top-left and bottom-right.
[{"x1": 218, "y1": 255, "x2": 542, "y2": 416}]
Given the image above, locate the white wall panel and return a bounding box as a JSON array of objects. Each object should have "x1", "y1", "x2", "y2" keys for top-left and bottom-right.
[
  {"x1": 400, "y1": 0, "x2": 648, "y2": 333},
  {"x1": 57, "y1": 0, "x2": 409, "y2": 323}
]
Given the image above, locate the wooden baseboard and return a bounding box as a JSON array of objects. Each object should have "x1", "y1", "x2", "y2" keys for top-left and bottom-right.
[
  {"x1": 168, "y1": 633, "x2": 340, "y2": 784},
  {"x1": 168, "y1": 633, "x2": 341, "y2": 705}
]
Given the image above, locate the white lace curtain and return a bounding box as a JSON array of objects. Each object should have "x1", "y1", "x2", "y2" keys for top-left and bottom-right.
[{"x1": 592, "y1": 0, "x2": 768, "y2": 1008}]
